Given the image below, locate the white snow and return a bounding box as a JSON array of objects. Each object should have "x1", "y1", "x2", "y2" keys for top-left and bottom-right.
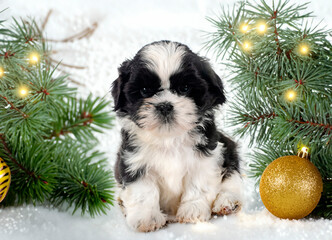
[{"x1": 0, "y1": 0, "x2": 331, "y2": 239}]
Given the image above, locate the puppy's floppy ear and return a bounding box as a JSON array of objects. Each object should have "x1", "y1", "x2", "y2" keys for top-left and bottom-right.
[
  {"x1": 111, "y1": 60, "x2": 131, "y2": 111},
  {"x1": 198, "y1": 59, "x2": 226, "y2": 107}
]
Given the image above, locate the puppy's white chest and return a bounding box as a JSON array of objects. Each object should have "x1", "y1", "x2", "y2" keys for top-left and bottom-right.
[
  {"x1": 148, "y1": 142, "x2": 194, "y2": 194},
  {"x1": 146, "y1": 142, "x2": 195, "y2": 215}
]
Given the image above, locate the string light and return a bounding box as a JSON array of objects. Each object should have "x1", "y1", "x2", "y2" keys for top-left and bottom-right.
[
  {"x1": 242, "y1": 41, "x2": 252, "y2": 51},
  {"x1": 285, "y1": 89, "x2": 296, "y2": 101},
  {"x1": 301, "y1": 146, "x2": 309, "y2": 153},
  {"x1": 18, "y1": 86, "x2": 29, "y2": 98},
  {"x1": 298, "y1": 145, "x2": 310, "y2": 158},
  {"x1": 257, "y1": 22, "x2": 267, "y2": 34},
  {"x1": 28, "y1": 52, "x2": 40, "y2": 65},
  {"x1": 299, "y1": 43, "x2": 310, "y2": 55},
  {"x1": 0, "y1": 67, "x2": 4, "y2": 78},
  {"x1": 240, "y1": 23, "x2": 249, "y2": 33}
]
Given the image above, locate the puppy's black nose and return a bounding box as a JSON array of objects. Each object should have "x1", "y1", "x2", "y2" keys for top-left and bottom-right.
[{"x1": 155, "y1": 102, "x2": 174, "y2": 116}]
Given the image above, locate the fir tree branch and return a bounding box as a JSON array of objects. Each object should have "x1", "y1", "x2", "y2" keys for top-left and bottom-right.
[
  {"x1": 49, "y1": 95, "x2": 113, "y2": 143},
  {"x1": 0, "y1": 134, "x2": 34, "y2": 178},
  {"x1": 41, "y1": 9, "x2": 53, "y2": 31},
  {"x1": 47, "y1": 115, "x2": 94, "y2": 139},
  {"x1": 0, "y1": 50, "x2": 15, "y2": 58},
  {"x1": 287, "y1": 119, "x2": 332, "y2": 132},
  {"x1": 47, "y1": 63, "x2": 86, "y2": 86},
  {"x1": 206, "y1": 0, "x2": 332, "y2": 219},
  {"x1": 48, "y1": 56, "x2": 86, "y2": 69},
  {"x1": 0, "y1": 11, "x2": 114, "y2": 215},
  {"x1": 244, "y1": 112, "x2": 277, "y2": 127},
  {"x1": 271, "y1": 10, "x2": 282, "y2": 55},
  {"x1": 312, "y1": 179, "x2": 332, "y2": 219},
  {"x1": 51, "y1": 145, "x2": 114, "y2": 217},
  {"x1": 203, "y1": 2, "x2": 246, "y2": 59},
  {"x1": 44, "y1": 22, "x2": 98, "y2": 43},
  {"x1": 0, "y1": 95, "x2": 29, "y2": 118}
]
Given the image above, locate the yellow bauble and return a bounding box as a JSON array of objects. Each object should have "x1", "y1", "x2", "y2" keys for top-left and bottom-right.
[
  {"x1": 0, "y1": 157, "x2": 11, "y2": 203},
  {"x1": 259, "y1": 155, "x2": 323, "y2": 219}
]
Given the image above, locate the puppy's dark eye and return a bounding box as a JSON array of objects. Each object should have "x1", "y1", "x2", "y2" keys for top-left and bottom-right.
[
  {"x1": 140, "y1": 87, "x2": 155, "y2": 98},
  {"x1": 178, "y1": 85, "x2": 191, "y2": 95}
]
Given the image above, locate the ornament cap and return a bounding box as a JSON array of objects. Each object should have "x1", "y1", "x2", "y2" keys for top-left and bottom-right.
[{"x1": 298, "y1": 146, "x2": 309, "y2": 159}]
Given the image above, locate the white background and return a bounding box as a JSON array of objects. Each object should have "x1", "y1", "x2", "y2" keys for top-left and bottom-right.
[{"x1": 0, "y1": 0, "x2": 331, "y2": 239}]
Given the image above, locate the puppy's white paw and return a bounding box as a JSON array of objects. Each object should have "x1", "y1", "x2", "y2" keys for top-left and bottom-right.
[
  {"x1": 212, "y1": 192, "x2": 241, "y2": 216},
  {"x1": 176, "y1": 201, "x2": 211, "y2": 223},
  {"x1": 126, "y1": 209, "x2": 167, "y2": 232}
]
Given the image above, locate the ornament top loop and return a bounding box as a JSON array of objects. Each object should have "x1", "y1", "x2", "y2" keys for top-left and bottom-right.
[{"x1": 298, "y1": 146, "x2": 309, "y2": 159}]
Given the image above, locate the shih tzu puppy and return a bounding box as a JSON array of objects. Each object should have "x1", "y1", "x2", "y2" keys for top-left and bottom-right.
[{"x1": 112, "y1": 40, "x2": 242, "y2": 232}]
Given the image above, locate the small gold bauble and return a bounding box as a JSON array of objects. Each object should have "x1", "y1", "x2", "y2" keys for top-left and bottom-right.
[
  {"x1": 0, "y1": 157, "x2": 11, "y2": 203},
  {"x1": 259, "y1": 155, "x2": 323, "y2": 219}
]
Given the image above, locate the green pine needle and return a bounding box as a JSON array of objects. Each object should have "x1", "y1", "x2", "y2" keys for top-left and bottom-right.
[
  {"x1": 0, "y1": 12, "x2": 115, "y2": 217},
  {"x1": 205, "y1": 0, "x2": 332, "y2": 218}
]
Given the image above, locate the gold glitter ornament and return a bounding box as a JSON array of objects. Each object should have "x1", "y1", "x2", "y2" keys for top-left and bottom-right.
[
  {"x1": 259, "y1": 154, "x2": 323, "y2": 219},
  {"x1": 0, "y1": 157, "x2": 11, "y2": 203}
]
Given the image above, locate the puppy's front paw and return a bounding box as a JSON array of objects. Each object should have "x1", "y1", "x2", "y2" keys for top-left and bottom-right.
[
  {"x1": 126, "y1": 210, "x2": 167, "y2": 232},
  {"x1": 212, "y1": 192, "x2": 241, "y2": 216},
  {"x1": 176, "y1": 201, "x2": 211, "y2": 223}
]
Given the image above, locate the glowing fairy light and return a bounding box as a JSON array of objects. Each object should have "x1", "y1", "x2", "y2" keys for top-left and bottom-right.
[
  {"x1": 28, "y1": 52, "x2": 40, "y2": 65},
  {"x1": 300, "y1": 46, "x2": 309, "y2": 54},
  {"x1": 298, "y1": 43, "x2": 310, "y2": 56},
  {"x1": 257, "y1": 22, "x2": 267, "y2": 33},
  {"x1": 20, "y1": 89, "x2": 27, "y2": 95},
  {"x1": 242, "y1": 41, "x2": 252, "y2": 51},
  {"x1": 298, "y1": 145, "x2": 310, "y2": 158},
  {"x1": 0, "y1": 67, "x2": 4, "y2": 78},
  {"x1": 285, "y1": 89, "x2": 296, "y2": 101},
  {"x1": 301, "y1": 146, "x2": 309, "y2": 153},
  {"x1": 240, "y1": 23, "x2": 249, "y2": 33},
  {"x1": 18, "y1": 86, "x2": 29, "y2": 97}
]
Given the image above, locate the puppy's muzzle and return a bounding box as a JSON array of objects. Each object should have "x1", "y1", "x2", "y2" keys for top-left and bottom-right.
[{"x1": 155, "y1": 102, "x2": 174, "y2": 116}]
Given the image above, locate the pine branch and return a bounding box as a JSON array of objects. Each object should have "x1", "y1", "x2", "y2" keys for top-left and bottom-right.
[
  {"x1": 274, "y1": 94, "x2": 331, "y2": 148},
  {"x1": 41, "y1": 10, "x2": 53, "y2": 31},
  {"x1": 44, "y1": 22, "x2": 98, "y2": 43},
  {"x1": 0, "y1": 133, "x2": 32, "y2": 177},
  {"x1": 48, "y1": 57, "x2": 86, "y2": 69},
  {"x1": 243, "y1": 112, "x2": 277, "y2": 127},
  {"x1": 50, "y1": 94, "x2": 114, "y2": 143},
  {"x1": 0, "y1": 95, "x2": 29, "y2": 118},
  {"x1": 204, "y1": 1, "x2": 246, "y2": 59},
  {"x1": 229, "y1": 91, "x2": 278, "y2": 146},
  {"x1": 51, "y1": 143, "x2": 114, "y2": 217},
  {"x1": 0, "y1": 12, "x2": 115, "y2": 216},
  {"x1": 206, "y1": 0, "x2": 332, "y2": 218},
  {"x1": 311, "y1": 179, "x2": 332, "y2": 219},
  {"x1": 0, "y1": 135, "x2": 56, "y2": 205},
  {"x1": 287, "y1": 119, "x2": 331, "y2": 132}
]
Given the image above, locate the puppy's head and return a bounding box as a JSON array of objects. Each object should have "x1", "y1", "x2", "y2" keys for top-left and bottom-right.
[{"x1": 112, "y1": 41, "x2": 225, "y2": 136}]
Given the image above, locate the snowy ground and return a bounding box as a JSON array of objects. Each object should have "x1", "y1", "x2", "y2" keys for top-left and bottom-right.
[{"x1": 1, "y1": 0, "x2": 332, "y2": 239}]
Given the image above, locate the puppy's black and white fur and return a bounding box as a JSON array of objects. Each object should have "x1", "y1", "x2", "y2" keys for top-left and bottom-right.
[{"x1": 112, "y1": 41, "x2": 242, "y2": 232}]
